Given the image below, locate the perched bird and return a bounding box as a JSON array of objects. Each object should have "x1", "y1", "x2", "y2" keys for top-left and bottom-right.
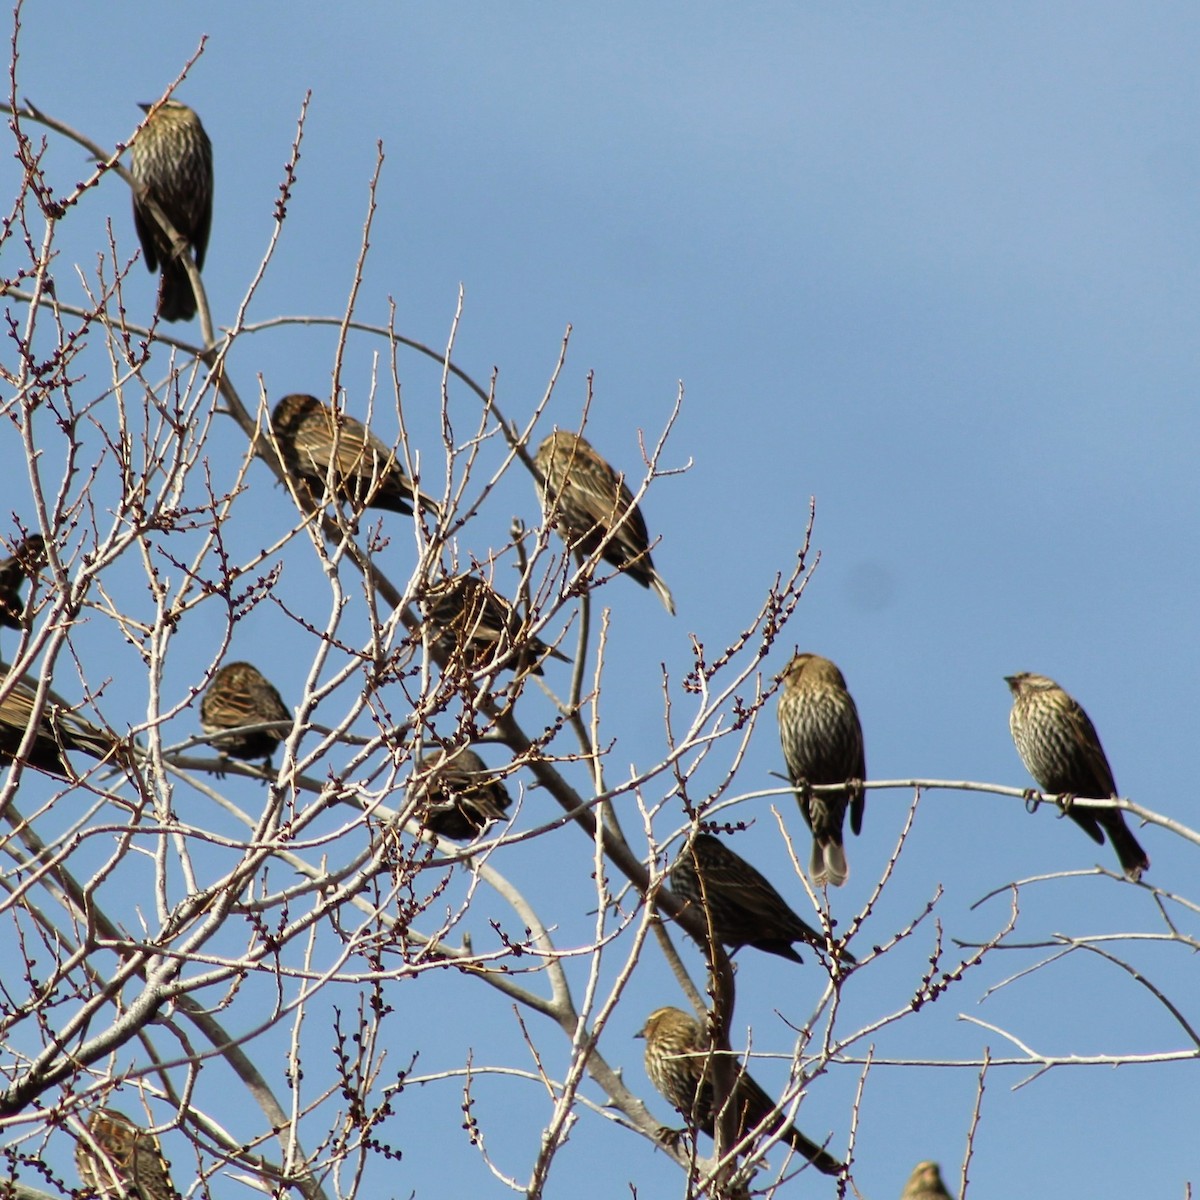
[
  {"x1": 636, "y1": 1006, "x2": 842, "y2": 1175},
  {"x1": 0, "y1": 665, "x2": 125, "y2": 779},
  {"x1": 1005, "y1": 672, "x2": 1150, "y2": 881},
  {"x1": 421, "y1": 573, "x2": 568, "y2": 677},
  {"x1": 0, "y1": 534, "x2": 47, "y2": 630},
  {"x1": 414, "y1": 747, "x2": 512, "y2": 840},
  {"x1": 131, "y1": 99, "x2": 213, "y2": 323},
  {"x1": 669, "y1": 833, "x2": 853, "y2": 965},
  {"x1": 900, "y1": 1160, "x2": 954, "y2": 1200},
  {"x1": 200, "y1": 662, "x2": 291, "y2": 770},
  {"x1": 271, "y1": 393, "x2": 441, "y2": 518},
  {"x1": 75, "y1": 1107, "x2": 176, "y2": 1200},
  {"x1": 534, "y1": 429, "x2": 674, "y2": 614},
  {"x1": 777, "y1": 653, "x2": 866, "y2": 887}
]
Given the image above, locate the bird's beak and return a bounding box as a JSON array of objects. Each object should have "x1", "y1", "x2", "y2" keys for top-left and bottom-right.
[
  {"x1": 633, "y1": 1027, "x2": 646, "y2": 1040},
  {"x1": 138, "y1": 102, "x2": 153, "y2": 113}
]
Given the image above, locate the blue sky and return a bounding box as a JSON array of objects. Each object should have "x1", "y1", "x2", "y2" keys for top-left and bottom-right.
[{"x1": 3, "y1": 3, "x2": 1197, "y2": 1197}]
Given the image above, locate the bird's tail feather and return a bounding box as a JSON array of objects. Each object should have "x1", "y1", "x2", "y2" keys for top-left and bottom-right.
[
  {"x1": 785, "y1": 1124, "x2": 844, "y2": 1176},
  {"x1": 1104, "y1": 813, "x2": 1150, "y2": 882},
  {"x1": 650, "y1": 570, "x2": 675, "y2": 616},
  {"x1": 811, "y1": 837, "x2": 848, "y2": 888},
  {"x1": 158, "y1": 258, "x2": 198, "y2": 323}
]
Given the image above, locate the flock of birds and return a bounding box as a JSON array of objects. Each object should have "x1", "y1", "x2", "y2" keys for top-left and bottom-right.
[{"x1": 6, "y1": 100, "x2": 1153, "y2": 1197}]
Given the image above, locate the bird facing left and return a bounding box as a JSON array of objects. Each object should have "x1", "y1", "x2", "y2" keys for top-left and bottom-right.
[
  {"x1": 200, "y1": 661, "x2": 291, "y2": 771},
  {"x1": 74, "y1": 1108, "x2": 177, "y2": 1200},
  {"x1": 636, "y1": 1005, "x2": 843, "y2": 1175},
  {"x1": 669, "y1": 832, "x2": 854, "y2": 965},
  {"x1": 270, "y1": 393, "x2": 442, "y2": 519}
]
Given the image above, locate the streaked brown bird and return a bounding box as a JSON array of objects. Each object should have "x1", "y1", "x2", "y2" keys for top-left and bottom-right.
[
  {"x1": 636, "y1": 1006, "x2": 842, "y2": 1175},
  {"x1": 75, "y1": 1107, "x2": 177, "y2": 1200},
  {"x1": 669, "y1": 833, "x2": 853, "y2": 964},
  {"x1": 271, "y1": 393, "x2": 441, "y2": 518},
  {"x1": 0, "y1": 665, "x2": 125, "y2": 778},
  {"x1": 900, "y1": 1160, "x2": 954, "y2": 1200},
  {"x1": 200, "y1": 662, "x2": 290, "y2": 769},
  {"x1": 1005, "y1": 672, "x2": 1149, "y2": 881},
  {"x1": 534, "y1": 429, "x2": 674, "y2": 614},
  {"x1": 778, "y1": 653, "x2": 866, "y2": 887},
  {"x1": 0, "y1": 534, "x2": 47, "y2": 630},
  {"x1": 421, "y1": 573, "x2": 568, "y2": 677},
  {"x1": 415, "y1": 747, "x2": 512, "y2": 839},
  {"x1": 131, "y1": 99, "x2": 213, "y2": 323}
]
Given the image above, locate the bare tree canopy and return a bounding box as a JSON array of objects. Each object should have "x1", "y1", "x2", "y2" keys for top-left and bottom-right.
[{"x1": 0, "y1": 9, "x2": 1196, "y2": 1200}]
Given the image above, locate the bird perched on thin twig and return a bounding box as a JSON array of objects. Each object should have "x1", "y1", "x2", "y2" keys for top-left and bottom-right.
[
  {"x1": 414, "y1": 747, "x2": 512, "y2": 840},
  {"x1": 0, "y1": 665, "x2": 126, "y2": 779},
  {"x1": 1005, "y1": 672, "x2": 1150, "y2": 881},
  {"x1": 421, "y1": 573, "x2": 568, "y2": 677},
  {"x1": 131, "y1": 99, "x2": 213, "y2": 323},
  {"x1": 75, "y1": 1107, "x2": 177, "y2": 1200},
  {"x1": 636, "y1": 1006, "x2": 843, "y2": 1175},
  {"x1": 200, "y1": 661, "x2": 291, "y2": 771},
  {"x1": 778, "y1": 653, "x2": 866, "y2": 887},
  {"x1": 899, "y1": 1160, "x2": 954, "y2": 1200},
  {"x1": 669, "y1": 833, "x2": 853, "y2": 964},
  {"x1": 0, "y1": 534, "x2": 47, "y2": 631},
  {"x1": 534, "y1": 429, "x2": 674, "y2": 614},
  {"x1": 270, "y1": 393, "x2": 441, "y2": 518}
]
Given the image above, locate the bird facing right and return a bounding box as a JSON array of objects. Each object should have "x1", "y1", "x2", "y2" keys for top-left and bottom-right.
[
  {"x1": 131, "y1": 99, "x2": 213, "y2": 323},
  {"x1": 1005, "y1": 672, "x2": 1150, "y2": 881},
  {"x1": 75, "y1": 1107, "x2": 177, "y2": 1200},
  {"x1": 533, "y1": 430, "x2": 674, "y2": 614},
  {"x1": 270, "y1": 393, "x2": 441, "y2": 519},
  {"x1": 636, "y1": 1006, "x2": 843, "y2": 1175},
  {"x1": 669, "y1": 833, "x2": 853, "y2": 965},
  {"x1": 0, "y1": 534, "x2": 47, "y2": 630},
  {"x1": 200, "y1": 662, "x2": 291, "y2": 770},
  {"x1": 900, "y1": 1160, "x2": 954, "y2": 1200},
  {"x1": 777, "y1": 653, "x2": 866, "y2": 887}
]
